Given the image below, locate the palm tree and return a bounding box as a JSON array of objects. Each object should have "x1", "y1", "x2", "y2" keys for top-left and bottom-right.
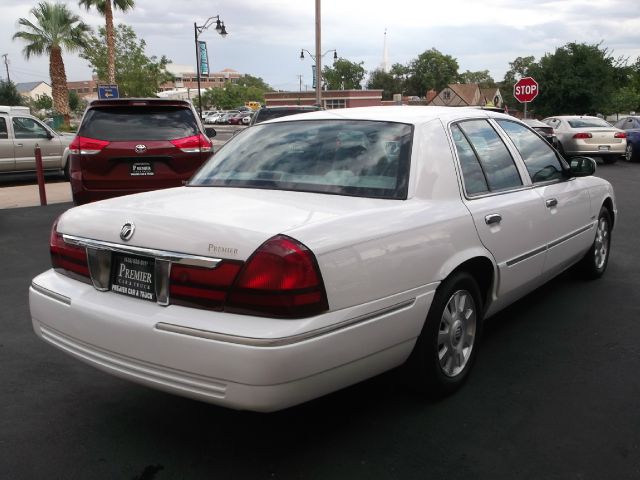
[
  {"x1": 78, "y1": 0, "x2": 135, "y2": 84},
  {"x1": 13, "y1": 2, "x2": 89, "y2": 127}
]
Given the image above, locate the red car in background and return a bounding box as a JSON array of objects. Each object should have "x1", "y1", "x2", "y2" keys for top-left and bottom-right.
[{"x1": 68, "y1": 99, "x2": 215, "y2": 205}]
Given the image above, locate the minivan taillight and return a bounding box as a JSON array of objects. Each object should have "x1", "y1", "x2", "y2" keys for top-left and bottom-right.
[
  {"x1": 50, "y1": 218, "x2": 90, "y2": 280},
  {"x1": 170, "y1": 133, "x2": 213, "y2": 153},
  {"x1": 68, "y1": 136, "x2": 110, "y2": 155},
  {"x1": 225, "y1": 235, "x2": 329, "y2": 318}
]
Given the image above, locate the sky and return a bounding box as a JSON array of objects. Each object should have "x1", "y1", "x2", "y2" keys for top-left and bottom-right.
[{"x1": 3, "y1": 0, "x2": 640, "y2": 92}]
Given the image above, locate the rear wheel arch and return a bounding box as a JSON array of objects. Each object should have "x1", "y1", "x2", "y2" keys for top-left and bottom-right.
[
  {"x1": 602, "y1": 197, "x2": 615, "y2": 229},
  {"x1": 448, "y1": 257, "x2": 495, "y2": 313}
]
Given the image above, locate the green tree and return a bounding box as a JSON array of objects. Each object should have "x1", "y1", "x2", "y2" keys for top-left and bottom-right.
[
  {"x1": 237, "y1": 74, "x2": 272, "y2": 91},
  {"x1": 500, "y1": 55, "x2": 536, "y2": 110},
  {"x1": 323, "y1": 58, "x2": 366, "y2": 90},
  {"x1": 528, "y1": 42, "x2": 621, "y2": 116},
  {"x1": 0, "y1": 80, "x2": 24, "y2": 105},
  {"x1": 32, "y1": 93, "x2": 53, "y2": 112},
  {"x1": 13, "y1": 2, "x2": 89, "y2": 127},
  {"x1": 609, "y1": 86, "x2": 640, "y2": 119},
  {"x1": 80, "y1": 24, "x2": 173, "y2": 97},
  {"x1": 201, "y1": 81, "x2": 268, "y2": 110},
  {"x1": 367, "y1": 69, "x2": 396, "y2": 100},
  {"x1": 78, "y1": 0, "x2": 135, "y2": 84},
  {"x1": 459, "y1": 70, "x2": 495, "y2": 88},
  {"x1": 405, "y1": 48, "x2": 459, "y2": 96}
]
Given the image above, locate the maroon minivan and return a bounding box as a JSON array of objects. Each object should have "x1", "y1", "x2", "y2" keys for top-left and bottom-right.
[{"x1": 69, "y1": 99, "x2": 215, "y2": 205}]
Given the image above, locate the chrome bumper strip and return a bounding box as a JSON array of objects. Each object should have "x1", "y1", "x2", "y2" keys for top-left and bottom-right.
[
  {"x1": 62, "y1": 235, "x2": 221, "y2": 269},
  {"x1": 155, "y1": 299, "x2": 416, "y2": 347},
  {"x1": 31, "y1": 282, "x2": 71, "y2": 305}
]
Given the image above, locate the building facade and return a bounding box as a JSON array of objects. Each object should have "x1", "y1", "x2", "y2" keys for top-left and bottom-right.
[
  {"x1": 16, "y1": 81, "x2": 52, "y2": 100},
  {"x1": 264, "y1": 90, "x2": 384, "y2": 109}
]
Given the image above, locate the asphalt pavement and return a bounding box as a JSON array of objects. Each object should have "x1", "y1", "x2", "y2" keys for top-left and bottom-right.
[{"x1": 1, "y1": 160, "x2": 639, "y2": 479}]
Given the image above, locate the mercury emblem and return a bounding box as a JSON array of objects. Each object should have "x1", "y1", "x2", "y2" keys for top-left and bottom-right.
[{"x1": 120, "y1": 222, "x2": 135, "y2": 241}]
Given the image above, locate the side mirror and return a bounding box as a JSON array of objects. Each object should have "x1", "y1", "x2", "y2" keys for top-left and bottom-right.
[
  {"x1": 569, "y1": 156, "x2": 596, "y2": 177},
  {"x1": 204, "y1": 127, "x2": 217, "y2": 138}
]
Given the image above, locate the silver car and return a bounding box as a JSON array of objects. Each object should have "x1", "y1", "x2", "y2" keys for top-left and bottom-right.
[
  {"x1": 542, "y1": 115, "x2": 626, "y2": 164},
  {"x1": 0, "y1": 105, "x2": 72, "y2": 177}
]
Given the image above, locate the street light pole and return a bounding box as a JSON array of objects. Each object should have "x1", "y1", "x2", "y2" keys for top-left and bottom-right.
[
  {"x1": 315, "y1": 0, "x2": 321, "y2": 107},
  {"x1": 193, "y1": 15, "x2": 228, "y2": 118}
]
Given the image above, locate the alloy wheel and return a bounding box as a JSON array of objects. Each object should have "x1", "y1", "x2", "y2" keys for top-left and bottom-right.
[
  {"x1": 594, "y1": 216, "x2": 609, "y2": 270},
  {"x1": 437, "y1": 289, "x2": 477, "y2": 377}
]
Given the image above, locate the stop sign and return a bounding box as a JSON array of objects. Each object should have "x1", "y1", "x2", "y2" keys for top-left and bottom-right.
[{"x1": 513, "y1": 77, "x2": 539, "y2": 103}]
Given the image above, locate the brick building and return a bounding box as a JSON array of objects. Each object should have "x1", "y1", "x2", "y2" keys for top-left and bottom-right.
[{"x1": 264, "y1": 89, "x2": 384, "y2": 109}]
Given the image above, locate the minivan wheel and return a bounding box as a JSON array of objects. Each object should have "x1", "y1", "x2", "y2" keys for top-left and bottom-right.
[{"x1": 406, "y1": 271, "x2": 483, "y2": 397}]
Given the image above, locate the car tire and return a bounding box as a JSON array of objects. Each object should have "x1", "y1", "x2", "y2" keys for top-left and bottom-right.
[
  {"x1": 405, "y1": 271, "x2": 483, "y2": 397},
  {"x1": 63, "y1": 160, "x2": 70, "y2": 180},
  {"x1": 624, "y1": 143, "x2": 635, "y2": 162},
  {"x1": 578, "y1": 206, "x2": 612, "y2": 279}
]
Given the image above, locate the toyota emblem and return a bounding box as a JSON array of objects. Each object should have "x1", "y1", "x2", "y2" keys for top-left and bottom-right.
[
  {"x1": 120, "y1": 222, "x2": 135, "y2": 241},
  {"x1": 135, "y1": 144, "x2": 147, "y2": 154}
]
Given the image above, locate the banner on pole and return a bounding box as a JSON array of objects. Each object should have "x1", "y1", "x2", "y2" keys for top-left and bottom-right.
[
  {"x1": 198, "y1": 41, "x2": 209, "y2": 75},
  {"x1": 312, "y1": 65, "x2": 316, "y2": 89}
]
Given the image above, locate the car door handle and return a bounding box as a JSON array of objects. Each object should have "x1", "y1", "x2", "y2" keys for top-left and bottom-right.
[
  {"x1": 16, "y1": 143, "x2": 23, "y2": 147},
  {"x1": 485, "y1": 213, "x2": 502, "y2": 225},
  {"x1": 546, "y1": 198, "x2": 558, "y2": 208}
]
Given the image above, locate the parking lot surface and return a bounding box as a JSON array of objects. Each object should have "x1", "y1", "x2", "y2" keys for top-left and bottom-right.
[{"x1": 1, "y1": 161, "x2": 639, "y2": 479}]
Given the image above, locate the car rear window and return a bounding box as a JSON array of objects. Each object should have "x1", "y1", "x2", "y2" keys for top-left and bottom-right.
[
  {"x1": 253, "y1": 108, "x2": 319, "y2": 124},
  {"x1": 567, "y1": 118, "x2": 612, "y2": 128},
  {"x1": 189, "y1": 120, "x2": 413, "y2": 200},
  {"x1": 79, "y1": 106, "x2": 198, "y2": 141}
]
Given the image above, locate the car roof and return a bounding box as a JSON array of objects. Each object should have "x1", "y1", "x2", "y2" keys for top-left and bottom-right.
[{"x1": 264, "y1": 105, "x2": 514, "y2": 126}]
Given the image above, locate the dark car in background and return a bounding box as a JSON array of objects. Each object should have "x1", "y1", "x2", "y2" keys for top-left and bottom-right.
[
  {"x1": 522, "y1": 118, "x2": 558, "y2": 149},
  {"x1": 250, "y1": 105, "x2": 323, "y2": 125},
  {"x1": 614, "y1": 116, "x2": 640, "y2": 162},
  {"x1": 68, "y1": 98, "x2": 215, "y2": 205}
]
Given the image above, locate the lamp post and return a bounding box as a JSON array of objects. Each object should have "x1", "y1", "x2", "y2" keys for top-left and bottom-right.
[
  {"x1": 300, "y1": 48, "x2": 337, "y2": 106},
  {"x1": 194, "y1": 15, "x2": 228, "y2": 118}
]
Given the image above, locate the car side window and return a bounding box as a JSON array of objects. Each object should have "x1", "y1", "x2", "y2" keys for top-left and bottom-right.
[
  {"x1": 451, "y1": 124, "x2": 489, "y2": 195},
  {"x1": 0, "y1": 118, "x2": 7, "y2": 139},
  {"x1": 497, "y1": 120, "x2": 564, "y2": 184},
  {"x1": 12, "y1": 117, "x2": 49, "y2": 139},
  {"x1": 455, "y1": 120, "x2": 522, "y2": 192}
]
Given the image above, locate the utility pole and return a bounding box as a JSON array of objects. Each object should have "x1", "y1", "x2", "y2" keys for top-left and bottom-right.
[
  {"x1": 2, "y1": 54, "x2": 10, "y2": 83},
  {"x1": 314, "y1": 0, "x2": 322, "y2": 107},
  {"x1": 297, "y1": 74, "x2": 303, "y2": 104}
]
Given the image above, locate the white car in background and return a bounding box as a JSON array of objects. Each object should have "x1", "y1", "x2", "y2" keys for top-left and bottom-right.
[{"x1": 29, "y1": 106, "x2": 616, "y2": 412}]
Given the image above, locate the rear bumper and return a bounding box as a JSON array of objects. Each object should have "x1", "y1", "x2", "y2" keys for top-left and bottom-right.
[
  {"x1": 30, "y1": 269, "x2": 434, "y2": 412},
  {"x1": 564, "y1": 142, "x2": 626, "y2": 157}
]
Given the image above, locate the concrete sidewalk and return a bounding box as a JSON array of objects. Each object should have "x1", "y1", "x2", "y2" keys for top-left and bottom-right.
[{"x1": 0, "y1": 182, "x2": 72, "y2": 209}]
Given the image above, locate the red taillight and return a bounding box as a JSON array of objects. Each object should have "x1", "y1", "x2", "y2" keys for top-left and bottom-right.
[
  {"x1": 50, "y1": 217, "x2": 90, "y2": 279},
  {"x1": 225, "y1": 235, "x2": 329, "y2": 318},
  {"x1": 169, "y1": 261, "x2": 243, "y2": 309},
  {"x1": 68, "y1": 136, "x2": 110, "y2": 155},
  {"x1": 573, "y1": 132, "x2": 593, "y2": 139},
  {"x1": 170, "y1": 133, "x2": 212, "y2": 153},
  {"x1": 615, "y1": 132, "x2": 627, "y2": 139}
]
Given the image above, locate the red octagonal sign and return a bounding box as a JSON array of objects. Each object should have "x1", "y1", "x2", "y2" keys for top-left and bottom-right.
[{"x1": 513, "y1": 77, "x2": 539, "y2": 103}]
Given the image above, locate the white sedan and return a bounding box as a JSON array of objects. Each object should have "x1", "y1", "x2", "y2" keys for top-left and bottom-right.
[{"x1": 29, "y1": 107, "x2": 616, "y2": 412}]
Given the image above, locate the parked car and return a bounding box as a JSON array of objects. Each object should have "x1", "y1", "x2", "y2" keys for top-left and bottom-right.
[
  {"x1": 241, "y1": 113, "x2": 254, "y2": 125},
  {"x1": 228, "y1": 112, "x2": 252, "y2": 125},
  {"x1": 521, "y1": 118, "x2": 558, "y2": 149},
  {"x1": 216, "y1": 111, "x2": 239, "y2": 124},
  {"x1": 613, "y1": 116, "x2": 640, "y2": 162},
  {"x1": 30, "y1": 106, "x2": 615, "y2": 412},
  {"x1": 542, "y1": 115, "x2": 626, "y2": 163},
  {"x1": 0, "y1": 105, "x2": 73, "y2": 177},
  {"x1": 203, "y1": 112, "x2": 222, "y2": 124},
  {"x1": 250, "y1": 105, "x2": 323, "y2": 125},
  {"x1": 68, "y1": 98, "x2": 216, "y2": 205}
]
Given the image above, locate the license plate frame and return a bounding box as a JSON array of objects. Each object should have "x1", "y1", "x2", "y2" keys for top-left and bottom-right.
[
  {"x1": 130, "y1": 162, "x2": 154, "y2": 176},
  {"x1": 598, "y1": 145, "x2": 610, "y2": 151},
  {"x1": 111, "y1": 253, "x2": 156, "y2": 302}
]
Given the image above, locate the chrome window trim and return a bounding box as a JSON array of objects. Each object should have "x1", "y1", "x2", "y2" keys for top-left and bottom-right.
[
  {"x1": 62, "y1": 235, "x2": 221, "y2": 269},
  {"x1": 155, "y1": 299, "x2": 416, "y2": 347}
]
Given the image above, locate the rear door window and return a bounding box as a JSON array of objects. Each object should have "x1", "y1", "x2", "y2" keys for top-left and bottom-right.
[
  {"x1": 79, "y1": 107, "x2": 198, "y2": 141},
  {"x1": 453, "y1": 119, "x2": 522, "y2": 192},
  {"x1": 497, "y1": 120, "x2": 564, "y2": 184}
]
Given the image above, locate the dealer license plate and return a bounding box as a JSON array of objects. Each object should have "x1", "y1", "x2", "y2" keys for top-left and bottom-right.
[
  {"x1": 130, "y1": 162, "x2": 154, "y2": 176},
  {"x1": 111, "y1": 253, "x2": 156, "y2": 302}
]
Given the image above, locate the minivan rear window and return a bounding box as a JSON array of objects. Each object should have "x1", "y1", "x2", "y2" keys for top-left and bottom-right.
[{"x1": 79, "y1": 107, "x2": 198, "y2": 141}]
